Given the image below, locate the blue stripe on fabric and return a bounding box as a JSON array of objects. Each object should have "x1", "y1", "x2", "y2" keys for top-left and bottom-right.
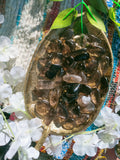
[
  {"x1": 106, "y1": 0, "x2": 113, "y2": 7},
  {"x1": 16, "y1": 0, "x2": 28, "y2": 26}
]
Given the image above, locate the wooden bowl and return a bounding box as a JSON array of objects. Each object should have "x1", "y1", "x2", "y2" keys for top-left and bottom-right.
[{"x1": 24, "y1": 15, "x2": 113, "y2": 137}]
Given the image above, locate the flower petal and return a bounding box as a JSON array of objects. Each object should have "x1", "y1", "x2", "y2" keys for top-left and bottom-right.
[
  {"x1": 73, "y1": 143, "x2": 85, "y2": 156},
  {"x1": 26, "y1": 147, "x2": 40, "y2": 159},
  {"x1": 0, "y1": 84, "x2": 12, "y2": 101},
  {"x1": 0, "y1": 132, "x2": 10, "y2": 146},
  {"x1": 4, "y1": 140, "x2": 20, "y2": 160},
  {"x1": 9, "y1": 92, "x2": 25, "y2": 111},
  {"x1": 94, "y1": 114, "x2": 104, "y2": 127},
  {"x1": 0, "y1": 54, "x2": 10, "y2": 62},
  {"x1": 2, "y1": 106, "x2": 18, "y2": 113},
  {"x1": 10, "y1": 66, "x2": 25, "y2": 81},
  {"x1": 31, "y1": 128, "x2": 43, "y2": 142},
  {"x1": 86, "y1": 146, "x2": 97, "y2": 157},
  {"x1": 50, "y1": 135, "x2": 63, "y2": 145},
  {"x1": 0, "y1": 36, "x2": 11, "y2": 47},
  {"x1": 29, "y1": 117, "x2": 42, "y2": 128}
]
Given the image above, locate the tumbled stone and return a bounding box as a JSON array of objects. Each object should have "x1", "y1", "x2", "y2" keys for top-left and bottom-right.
[
  {"x1": 63, "y1": 73, "x2": 82, "y2": 83},
  {"x1": 79, "y1": 84, "x2": 92, "y2": 95},
  {"x1": 80, "y1": 102, "x2": 95, "y2": 114},
  {"x1": 49, "y1": 89, "x2": 61, "y2": 108},
  {"x1": 45, "y1": 64, "x2": 61, "y2": 79},
  {"x1": 90, "y1": 88, "x2": 100, "y2": 105},
  {"x1": 32, "y1": 87, "x2": 49, "y2": 101},
  {"x1": 35, "y1": 100, "x2": 50, "y2": 117},
  {"x1": 77, "y1": 94, "x2": 91, "y2": 107},
  {"x1": 74, "y1": 52, "x2": 90, "y2": 61},
  {"x1": 62, "y1": 119, "x2": 75, "y2": 130},
  {"x1": 37, "y1": 79, "x2": 56, "y2": 89}
]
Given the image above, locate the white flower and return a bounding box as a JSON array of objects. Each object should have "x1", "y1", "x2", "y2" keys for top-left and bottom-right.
[
  {"x1": 18, "y1": 146, "x2": 39, "y2": 160},
  {"x1": 3, "y1": 92, "x2": 25, "y2": 119},
  {"x1": 0, "y1": 132, "x2": 10, "y2": 146},
  {"x1": 0, "y1": 36, "x2": 18, "y2": 62},
  {"x1": 0, "y1": 115, "x2": 10, "y2": 146},
  {"x1": 4, "y1": 118, "x2": 42, "y2": 160},
  {"x1": 97, "y1": 130, "x2": 119, "y2": 149},
  {"x1": 73, "y1": 133, "x2": 99, "y2": 157},
  {"x1": 9, "y1": 92, "x2": 25, "y2": 111},
  {"x1": 10, "y1": 66, "x2": 25, "y2": 81},
  {"x1": 94, "y1": 107, "x2": 120, "y2": 149},
  {"x1": 94, "y1": 107, "x2": 120, "y2": 131},
  {"x1": 43, "y1": 135, "x2": 63, "y2": 159},
  {"x1": 0, "y1": 84, "x2": 12, "y2": 101},
  {"x1": 4, "y1": 66, "x2": 25, "y2": 86},
  {"x1": 0, "y1": 14, "x2": 4, "y2": 24}
]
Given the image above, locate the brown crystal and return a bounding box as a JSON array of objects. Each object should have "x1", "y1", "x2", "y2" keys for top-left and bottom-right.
[
  {"x1": 49, "y1": 89, "x2": 61, "y2": 108},
  {"x1": 90, "y1": 88, "x2": 100, "y2": 105},
  {"x1": 35, "y1": 100, "x2": 50, "y2": 117},
  {"x1": 29, "y1": 29, "x2": 112, "y2": 132},
  {"x1": 62, "y1": 119, "x2": 75, "y2": 130},
  {"x1": 80, "y1": 102, "x2": 95, "y2": 114},
  {"x1": 63, "y1": 73, "x2": 82, "y2": 83}
]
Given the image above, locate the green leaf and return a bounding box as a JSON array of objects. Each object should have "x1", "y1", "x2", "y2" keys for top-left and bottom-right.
[
  {"x1": 50, "y1": 0, "x2": 64, "y2": 1},
  {"x1": 87, "y1": 5, "x2": 106, "y2": 32},
  {"x1": 51, "y1": 8, "x2": 78, "y2": 29},
  {"x1": 88, "y1": 0, "x2": 108, "y2": 14},
  {"x1": 109, "y1": 8, "x2": 120, "y2": 27}
]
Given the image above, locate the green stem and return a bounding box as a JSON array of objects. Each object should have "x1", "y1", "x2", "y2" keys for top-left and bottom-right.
[
  {"x1": 81, "y1": 0, "x2": 84, "y2": 33},
  {"x1": 112, "y1": 0, "x2": 120, "y2": 7},
  {"x1": 83, "y1": 2, "x2": 97, "y2": 22},
  {"x1": 0, "y1": 109, "x2": 15, "y2": 139},
  {"x1": 63, "y1": 2, "x2": 82, "y2": 20},
  {"x1": 48, "y1": 126, "x2": 105, "y2": 148}
]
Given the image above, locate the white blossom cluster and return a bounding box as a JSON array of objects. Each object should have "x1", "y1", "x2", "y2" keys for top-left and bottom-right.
[
  {"x1": 0, "y1": 16, "x2": 41, "y2": 160},
  {"x1": 1, "y1": 8, "x2": 120, "y2": 160}
]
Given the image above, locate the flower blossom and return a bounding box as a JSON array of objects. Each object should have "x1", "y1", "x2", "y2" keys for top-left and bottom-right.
[
  {"x1": 73, "y1": 133, "x2": 99, "y2": 157},
  {"x1": 18, "y1": 146, "x2": 40, "y2": 160},
  {"x1": 94, "y1": 107, "x2": 120, "y2": 132},
  {"x1": 94, "y1": 107, "x2": 120, "y2": 149},
  {"x1": 2, "y1": 118, "x2": 43, "y2": 160},
  {"x1": 4, "y1": 66, "x2": 25, "y2": 86},
  {"x1": 0, "y1": 83, "x2": 12, "y2": 102},
  {"x1": 97, "y1": 130, "x2": 119, "y2": 149},
  {"x1": 0, "y1": 36, "x2": 18, "y2": 62},
  {"x1": 43, "y1": 135, "x2": 63, "y2": 159},
  {"x1": 0, "y1": 115, "x2": 10, "y2": 146},
  {"x1": 2, "y1": 92, "x2": 26, "y2": 119}
]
